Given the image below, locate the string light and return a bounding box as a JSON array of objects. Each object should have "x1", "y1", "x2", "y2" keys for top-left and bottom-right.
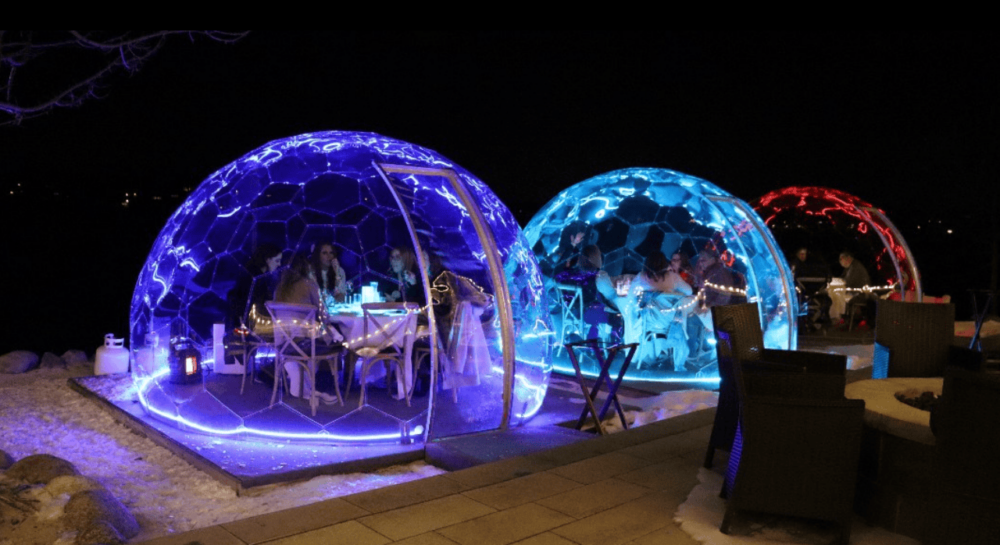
[
  {"x1": 830, "y1": 284, "x2": 896, "y2": 294},
  {"x1": 337, "y1": 304, "x2": 430, "y2": 349},
  {"x1": 703, "y1": 280, "x2": 748, "y2": 297}
]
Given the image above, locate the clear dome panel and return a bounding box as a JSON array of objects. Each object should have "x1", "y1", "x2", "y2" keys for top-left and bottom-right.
[
  {"x1": 130, "y1": 131, "x2": 552, "y2": 444},
  {"x1": 752, "y1": 187, "x2": 920, "y2": 297},
  {"x1": 523, "y1": 168, "x2": 795, "y2": 383}
]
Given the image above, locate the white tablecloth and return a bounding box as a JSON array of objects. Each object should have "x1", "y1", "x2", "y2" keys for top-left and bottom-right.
[{"x1": 329, "y1": 307, "x2": 419, "y2": 397}]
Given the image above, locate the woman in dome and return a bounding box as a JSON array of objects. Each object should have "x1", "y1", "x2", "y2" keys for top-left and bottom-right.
[
  {"x1": 669, "y1": 251, "x2": 697, "y2": 288},
  {"x1": 577, "y1": 244, "x2": 623, "y2": 340},
  {"x1": 629, "y1": 251, "x2": 695, "y2": 371},
  {"x1": 635, "y1": 251, "x2": 693, "y2": 296},
  {"x1": 549, "y1": 222, "x2": 587, "y2": 275},
  {"x1": 248, "y1": 244, "x2": 283, "y2": 315},
  {"x1": 310, "y1": 242, "x2": 348, "y2": 303},
  {"x1": 275, "y1": 254, "x2": 322, "y2": 307},
  {"x1": 271, "y1": 254, "x2": 342, "y2": 404},
  {"x1": 383, "y1": 247, "x2": 424, "y2": 305},
  {"x1": 227, "y1": 243, "x2": 282, "y2": 330}
]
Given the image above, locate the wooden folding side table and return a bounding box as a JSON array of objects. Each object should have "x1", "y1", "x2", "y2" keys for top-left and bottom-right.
[{"x1": 565, "y1": 339, "x2": 639, "y2": 435}]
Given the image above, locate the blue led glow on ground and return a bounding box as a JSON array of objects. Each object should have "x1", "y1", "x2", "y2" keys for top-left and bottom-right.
[
  {"x1": 135, "y1": 371, "x2": 411, "y2": 442},
  {"x1": 524, "y1": 168, "x2": 796, "y2": 383},
  {"x1": 548, "y1": 362, "x2": 721, "y2": 384},
  {"x1": 129, "y1": 131, "x2": 553, "y2": 444}
]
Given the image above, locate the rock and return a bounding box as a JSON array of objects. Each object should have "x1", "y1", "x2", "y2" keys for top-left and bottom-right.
[
  {"x1": 45, "y1": 475, "x2": 105, "y2": 497},
  {"x1": 0, "y1": 350, "x2": 39, "y2": 374},
  {"x1": 40, "y1": 351, "x2": 67, "y2": 369},
  {"x1": 4, "y1": 453, "x2": 80, "y2": 484},
  {"x1": 75, "y1": 519, "x2": 125, "y2": 545},
  {"x1": 0, "y1": 448, "x2": 13, "y2": 469},
  {"x1": 64, "y1": 489, "x2": 139, "y2": 540},
  {"x1": 62, "y1": 349, "x2": 91, "y2": 367}
]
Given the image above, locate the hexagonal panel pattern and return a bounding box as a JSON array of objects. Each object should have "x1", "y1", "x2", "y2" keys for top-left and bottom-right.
[
  {"x1": 523, "y1": 168, "x2": 796, "y2": 383},
  {"x1": 130, "y1": 132, "x2": 553, "y2": 444},
  {"x1": 751, "y1": 186, "x2": 919, "y2": 294}
]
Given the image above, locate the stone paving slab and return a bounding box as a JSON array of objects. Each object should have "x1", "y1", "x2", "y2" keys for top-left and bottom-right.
[
  {"x1": 511, "y1": 533, "x2": 578, "y2": 545},
  {"x1": 624, "y1": 525, "x2": 701, "y2": 544},
  {"x1": 221, "y1": 498, "x2": 370, "y2": 544},
  {"x1": 460, "y1": 471, "x2": 582, "y2": 510},
  {"x1": 392, "y1": 533, "x2": 462, "y2": 545},
  {"x1": 357, "y1": 494, "x2": 496, "y2": 541},
  {"x1": 441, "y1": 454, "x2": 557, "y2": 490},
  {"x1": 436, "y1": 503, "x2": 575, "y2": 545},
  {"x1": 614, "y1": 456, "x2": 701, "y2": 492},
  {"x1": 550, "y1": 490, "x2": 683, "y2": 545},
  {"x1": 548, "y1": 451, "x2": 650, "y2": 484},
  {"x1": 344, "y1": 474, "x2": 466, "y2": 514},
  {"x1": 536, "y1": 478, "x2": 649, "y2": 519},
  {"x1": 140, "y1": 525, "x2": 245, "y2": 545},
  {"x1": 261, "y1": 520, "x2": 390, "y2": 545},
  {"x1": 138, "y1": 408, "x2": 718, "y2": 545}
]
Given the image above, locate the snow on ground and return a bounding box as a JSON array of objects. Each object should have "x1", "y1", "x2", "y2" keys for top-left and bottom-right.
[
  {"x1": 675, "y1": 467, "x2": 918, "y2": 545},
  {"x1": 956, "y1": 318, "x2": 1000, "y2": 338},
  {"x1": 0, "y1": 367, "x2": 443, "y2": 543},
  {"x1": 564, "y1": 385, "x2": 719, "y2": 434},
  {"x1": 1, "y1": 366, "x2": 716, "y2": 543},
  {"x1": 820, "y1": 343, "x2": 874, "y2": 371}
]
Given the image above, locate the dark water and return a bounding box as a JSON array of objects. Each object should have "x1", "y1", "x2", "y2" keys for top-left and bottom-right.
[{"x1": 2, "y1": 194, "x2": 177, "y2": 356}]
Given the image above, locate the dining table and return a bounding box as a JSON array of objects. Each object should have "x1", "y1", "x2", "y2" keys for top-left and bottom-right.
[{"x1": 325, "y1": 301, "x2": 422, "y2": 400}]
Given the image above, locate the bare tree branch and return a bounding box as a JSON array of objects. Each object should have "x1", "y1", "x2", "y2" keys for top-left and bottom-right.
[{"x1": 0, "y1": 30, "x2": 247, "y2": 126}]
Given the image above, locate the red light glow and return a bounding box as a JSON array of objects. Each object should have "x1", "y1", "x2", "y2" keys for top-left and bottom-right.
[{"x1": 751, "y1": 187, "x2": 917, "y2": 292}]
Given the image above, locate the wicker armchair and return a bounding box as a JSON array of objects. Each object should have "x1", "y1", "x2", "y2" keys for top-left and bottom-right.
[
  {"x1": 873, "y1": 300, "x2": 960, "y2": 378},
  {"x1": 704, "y1": 303, "x2": 848, "y2": 468},
  {"x1": 923, "y1": 367, "x2": 1000, "y2": 545},
  {"x1": 720, "y1": 347, "x2": 865, "y2": 545}
]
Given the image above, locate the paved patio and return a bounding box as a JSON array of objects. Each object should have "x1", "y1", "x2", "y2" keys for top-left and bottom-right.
[{"x1": 139, "y1": 409, "x2": 715, "y2": 545}]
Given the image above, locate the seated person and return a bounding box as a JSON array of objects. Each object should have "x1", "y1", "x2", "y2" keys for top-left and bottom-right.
[
  {"x1": 694, "y1": 248, "x2": 743, "y2": 307},
  {"x1": 381, "y1": 247, "x2": 425, "y2": 305},
  {"x1": 571, "y1": 245, "x2": 623, "y2": 340},
  {"x1": 670, "y1": 251, "x2": 697, "y2": 288},
  {"x1": 669, "y1": 248, "x2": 711, "y2": 363},
  {"x1": 310, "y1": 242, "x2": 348, "y2": 304},
  {"x1": 629, "y1": 251, "x2": 696, "y2": 371},
  {"x1": 549, "y1": 223, "x2": 587, "y2": 276},
  {"x1": 275, "y1": 254, "x2": 322, "y2": 308},
  {"x1": 839, "y1": 251, "x2": 875, "y2": 323},
  {"x1": 790, "y1": 247, "x2": 832, "y2": 329},
  {"x1": 227, "y1": 244, "x2": 282, "y2": 331},
  {"x1": 249, "y1": 245, "x2": 283, "y2": 323},
  {"x1": 634, "y1": 251, "x2": 693, "y2": 296},
  {"x1": 272, "y1": 254, "x2": 342, "y2": 402}
]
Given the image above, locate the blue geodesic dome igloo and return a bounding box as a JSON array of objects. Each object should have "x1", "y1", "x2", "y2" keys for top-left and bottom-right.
[
  {"x1": 524, "y1": 168, "x2": 796, "y2": 382},
  {"x1": 129, "y1": 131, "x2": 552, "y2": 444}
]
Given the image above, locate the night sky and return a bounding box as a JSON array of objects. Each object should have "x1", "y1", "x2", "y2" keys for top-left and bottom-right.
[{"x1": 2, "y1": 31, "x2": 997, "y2": 354}]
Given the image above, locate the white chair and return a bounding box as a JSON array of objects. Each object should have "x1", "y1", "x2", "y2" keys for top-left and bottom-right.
[
  {"x1": 265, "y1": 301, "x2": 344, "y2": 416},
  {"x1": 348, "y1": 302, "x2": 420, "y2": 409}
]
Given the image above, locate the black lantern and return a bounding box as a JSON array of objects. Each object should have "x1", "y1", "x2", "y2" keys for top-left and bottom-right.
[{"x1": 168, "y1": 337, "x2": 203, "y2": 385}]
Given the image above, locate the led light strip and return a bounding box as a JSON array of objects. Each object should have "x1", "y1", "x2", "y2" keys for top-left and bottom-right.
[{"x1": 134, "y1": 368, "x2": 414, "y2": 442}]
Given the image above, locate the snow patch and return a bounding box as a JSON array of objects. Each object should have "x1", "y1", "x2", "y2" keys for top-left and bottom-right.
[{"x1": 0, "y1": 367, "x2": 444, "y2": 542}]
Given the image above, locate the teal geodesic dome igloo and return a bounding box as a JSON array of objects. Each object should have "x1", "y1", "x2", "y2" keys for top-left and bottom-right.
[
  {"x1": 524, "y1": 168, "x2": 796, "y2": 382},
  {"x1": 129, "y1": 131, "x2": 553, "y2": 444}
]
